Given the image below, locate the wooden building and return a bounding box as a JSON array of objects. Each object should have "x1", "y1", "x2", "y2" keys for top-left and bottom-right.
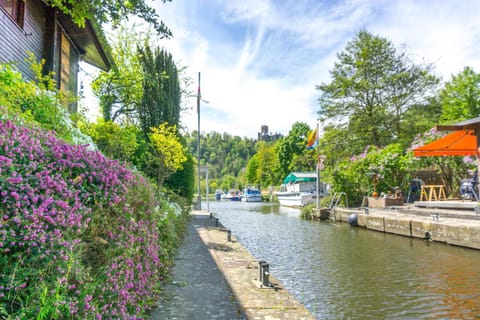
[{"x1": 0, "y1": 0, "x2": 112, "y2": 112}]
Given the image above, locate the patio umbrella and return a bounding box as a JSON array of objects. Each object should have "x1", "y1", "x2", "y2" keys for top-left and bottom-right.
[{"x1": 412, "y1": 130, "x2": 477, "y2": 157}]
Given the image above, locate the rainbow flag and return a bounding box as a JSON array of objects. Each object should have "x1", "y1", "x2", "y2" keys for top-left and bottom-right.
[{"x1": 307, "y1": 128, "x2": 318, "y2": 150}]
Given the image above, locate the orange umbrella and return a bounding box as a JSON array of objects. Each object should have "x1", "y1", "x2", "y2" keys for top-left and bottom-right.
[{"x1": 413, "y1": 130, "x2": 477, "y2": 157}]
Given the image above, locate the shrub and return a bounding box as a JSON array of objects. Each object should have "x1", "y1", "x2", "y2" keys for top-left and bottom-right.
[{"x1": 0, "y1": 119, "x2": 185, "y2": 319}]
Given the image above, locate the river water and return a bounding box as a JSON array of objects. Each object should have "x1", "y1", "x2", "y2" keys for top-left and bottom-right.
[{"x1": 207, "y1": 201, "x2": 480, "y2": 319}]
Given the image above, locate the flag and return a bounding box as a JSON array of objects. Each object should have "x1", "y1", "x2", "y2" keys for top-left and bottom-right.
[{"x1": 307, "y1": 128, "x2": 318, "y2": 150}]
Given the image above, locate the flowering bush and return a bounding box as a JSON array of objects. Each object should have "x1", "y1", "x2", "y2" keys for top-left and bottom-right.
[
  {"x1": 0, "y1": 62, "x2": 94, "y2": 146},
  {"x1": 333, "y1": 144, "x2": 414, "y2": 205},
  {"x1": 0, "y1": 119, "x2": 186, "y2": 318}
]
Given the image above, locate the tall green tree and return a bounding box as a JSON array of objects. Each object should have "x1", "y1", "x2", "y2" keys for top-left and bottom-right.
[
  {"x1": 138, "y1": 45, "x2": 181, "y2": 136},
  {"x1": 44, "y1": 0, "x2": 172, "y2": 36},
  {"x1": 245, "y1": 141, "x2": 277, "y2": 188},
  {"x1": 275, "y1": 122, "x2": 311, "y2": 179},
  {"x1": 92, "y1": 25, "x2": 145, "y2": 122},
  {"x1": 440, "y1": 66, "x2": 480, "y2": 122},
  {"x1": 317, "y1": 30, "x2": 438, "y2": 153}
]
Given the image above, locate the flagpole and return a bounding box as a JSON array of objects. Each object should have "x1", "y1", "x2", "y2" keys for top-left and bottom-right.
[
  {"x1": 316, "y1": 121, "x2": 320, "y2": 210},
  {"x1": 196, "y1": 72, "x2": 201, "y2": 210}
]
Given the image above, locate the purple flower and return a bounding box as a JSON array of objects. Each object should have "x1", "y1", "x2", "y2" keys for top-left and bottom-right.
[
  {"x1": 7, "y1": 176, "x2": 22, "y2": 184},
  {"x1": 10, "y1": 192, "x2": 20, "y2": 201},
  {"x1": 0, "y1": 155, "x2": 12, "y2": 166}
]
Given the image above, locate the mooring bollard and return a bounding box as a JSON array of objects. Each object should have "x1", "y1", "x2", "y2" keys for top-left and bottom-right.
[
  {"x1": 227, "y1": 229, "x2": 231, "y2": 242},
  {"x1": 215, "y1": 216, "x2": 219, "y2": 227},
  {"x1": 261, "y1": 262, "x2": 270, "y2": 287},
  {"x1": 258, "y1": 260, "x2": 266, "y2": 284},
  {"x1": 258, "y1": 260, "x2": 270, "y2": 287}
]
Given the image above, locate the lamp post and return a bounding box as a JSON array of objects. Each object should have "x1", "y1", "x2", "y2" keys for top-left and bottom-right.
[{"x1": 195, "y1": 72, "x2": 202, "y2": 210}]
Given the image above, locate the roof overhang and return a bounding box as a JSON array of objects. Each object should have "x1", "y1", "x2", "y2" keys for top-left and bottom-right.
[
  {"x1": 57, "y1": 11, "x2": 113, "y2": 71},
  {"x1": 436, "y1": 116, "x2": 480, "y2": 132}
]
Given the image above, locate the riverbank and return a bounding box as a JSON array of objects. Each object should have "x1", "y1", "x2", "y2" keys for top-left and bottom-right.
[
  {"x1": 154, "y1": 210, "x2": 314, "y2": 319},
  {"x1": 327, "y1": 206, "x2": 480, "y2": 250}
]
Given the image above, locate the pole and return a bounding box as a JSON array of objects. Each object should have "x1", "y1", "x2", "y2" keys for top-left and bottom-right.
[
  {"x1": 316, "y1": 121, "x2": 320, "y2": 209},
  {"x1": 206, "y1": 164, "x2": 209, "y2": 212},
  {"x1": 196, "y1": 72, "x2": 201, "y2": 210}
]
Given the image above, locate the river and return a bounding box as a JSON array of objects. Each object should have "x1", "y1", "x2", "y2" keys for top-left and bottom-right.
[{"x1": 207, "y1": 201, "x2": 480, "y2": 319}]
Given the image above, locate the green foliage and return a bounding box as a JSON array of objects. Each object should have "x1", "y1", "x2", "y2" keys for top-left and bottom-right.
[
  {"x1": 91, "y1": 24, "x2": 145, "y2": 122},
  {"x1": 317, "y1": 30, "x2": 439, "y2": 151},
  {"x1": 440, "y1": 66, "x2": 480, "y2": 122},
  {"x1": 165, "y1": 153, "x2": 195, "y2": 202},
  {"x1": 43, "y1": 0, "x2": 172, "y2": 36},
  {"x1": 245, "y1": 141, "x2": 278, "y2": 188},
  {"x1": 79, "y1": 118, "x2": 140, "y2": 162},
  {"x1": 0, "y1": 72, "x2": 191, "y2": 318},
  {"x1": 276, "y1": 122, "x2": 312, "y2": 179},
  {"x1": 146, "y1": 123, "x2": 187, "y2": 186},
  {"x1": 0, "y1": 61, "x2": 92, "y2": 145},
  {"x1": 332, "y1": 144, "x2": 414, "y2": 205},
  {"x1": 138, "y1": 45, "x2": 181, "y2": 136},
  {"x1": 185, "y1": 131, "x2": 256, "y2": 192}
]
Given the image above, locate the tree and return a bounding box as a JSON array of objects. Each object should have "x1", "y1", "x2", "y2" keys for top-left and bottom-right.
[
  {"x1": 138, "y1": 45, "x2": 181, "y2": 137},
  {"x1": 440, "y1": 66, "x2": 480, "y2": 122},
  {"x1": 244, "y1": 141, "x2": 277, "y2": 188},
  {"x1": 317, "y1": 30, "x2": 438, "y2": 151},
  {"x1": 44, "y1": 0, "x2": 172, "y2": 37},
  {"x1": 146, "y1": 123, "x2": 187, "y2": 186},
  {"x1": 91, "y1": 25, "x2": 145, "y2": 122},
  {"x1": 165, "y1": 153, "x2": 195, "y2": 201},
  {"x1": 275, "y1": 122, "x2": 311, "y2": 179}
]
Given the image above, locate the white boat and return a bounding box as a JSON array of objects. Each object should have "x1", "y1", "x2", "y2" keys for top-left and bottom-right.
[
  {"x1": 275, "y1": 172, "x2": 329, "y2": 207},
  {"x1": 241, "y1": 187, "x2": 263, "y2": 202},
  {"x1": 221, "y1": 190, "x2": 242, "y2": 201}
]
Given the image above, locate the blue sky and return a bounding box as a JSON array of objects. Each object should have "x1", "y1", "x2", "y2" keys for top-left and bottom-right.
[{"x1": 85, "y1": 0, "x2": 480, "y2": 139}]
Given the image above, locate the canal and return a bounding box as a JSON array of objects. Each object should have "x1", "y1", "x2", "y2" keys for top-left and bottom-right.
[{"x1": 208, "y1": 201, "x2": 480, "y2": 319}]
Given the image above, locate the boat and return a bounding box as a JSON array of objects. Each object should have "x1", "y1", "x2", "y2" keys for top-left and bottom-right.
[
  {"x1": 221, "y1": 190, "x2": 242, "y2": 201},
  {"x1": 215, "y1": 189, "x2": 224, "y2": 200},
  {"x1": 275, "y1": 172, "x2": 329, "y2": 207},
  {"x1": 241, "y1": 187, "x2": 263, "y2": 202}
]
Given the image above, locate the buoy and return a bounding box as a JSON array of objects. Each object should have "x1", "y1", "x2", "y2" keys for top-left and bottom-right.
[{"x1": 348, "y1": 213, "x2": 358, "y2": 227}]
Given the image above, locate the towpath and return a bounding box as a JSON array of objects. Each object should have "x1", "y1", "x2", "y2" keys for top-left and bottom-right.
[{"x1": 152, "y1": 211, "x2": 245, "y2": 319}]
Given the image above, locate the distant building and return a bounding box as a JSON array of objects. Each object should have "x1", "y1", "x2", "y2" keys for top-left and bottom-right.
[{"x1": 257, "y1": 125, "x2": 282, "y2": 142}]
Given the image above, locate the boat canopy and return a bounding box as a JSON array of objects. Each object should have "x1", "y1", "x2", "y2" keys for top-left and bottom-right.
[{"x1": 283, "y1": 172, "x2": 317, "y2": 184}]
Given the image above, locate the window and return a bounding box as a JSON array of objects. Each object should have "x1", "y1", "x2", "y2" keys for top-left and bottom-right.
[{"x1": 0, "y1": 0, "x2": 25, "y2": 27}]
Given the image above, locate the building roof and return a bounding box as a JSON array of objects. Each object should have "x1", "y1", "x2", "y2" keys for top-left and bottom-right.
[
  {"x1": 57, "y1": 11, "x2": 114, "y2": 71},
  {"x1": 436, "y1": 116, "x2": 480, "y2": 131}
]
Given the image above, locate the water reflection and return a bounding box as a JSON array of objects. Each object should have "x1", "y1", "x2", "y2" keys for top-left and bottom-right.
[{"x1": 208, "y1": 201, "x2": 480, "y2": 319}]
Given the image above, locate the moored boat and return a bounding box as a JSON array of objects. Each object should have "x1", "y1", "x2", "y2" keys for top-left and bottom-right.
[
  {"x1": 241, "y1": 187, "x2": 263, "y2": 202},
  {"x1": 275, "y1": 172, "x2": 329, "y2": 207},
  {"x1": 221, "y1": 190, "x2": 242, "y2": 201}
]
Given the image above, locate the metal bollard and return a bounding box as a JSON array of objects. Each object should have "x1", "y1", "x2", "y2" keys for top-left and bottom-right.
[
  {"x1": 215, "y1": 217, "x2": 219, "y2": 227},
  {"x1": 364, "y1": 207, "x2": 369, "y2": 214},
  {"x1": 258, "y1": 260, "x2": 266, "y2": 284},
  {"x1": 227, "y1": 230, "x2": 231, "y2": 242},
  {"x1": 210, "y1": 211, "x2": 212, "y2": 219},
  {"x1": 432, "y1": 213, "x2": 439, "y2": 221},
  {"x1": 262, "y1": 263, "x2": 270, "y2": 287}
]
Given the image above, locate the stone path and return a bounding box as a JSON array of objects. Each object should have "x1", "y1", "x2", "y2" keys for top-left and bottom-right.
[{"x1": 151, "y1": 212, "x2": 245, "y2": 320}]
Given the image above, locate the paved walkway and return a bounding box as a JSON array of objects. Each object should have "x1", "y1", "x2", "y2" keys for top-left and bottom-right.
[{"x1": 151, "y1": 212, "x2": 245, "y2": 320}]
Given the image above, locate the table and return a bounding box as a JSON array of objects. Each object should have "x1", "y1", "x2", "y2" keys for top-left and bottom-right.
[{"x1": 420, "y1": 185, "x2": 447, "y2": 201}]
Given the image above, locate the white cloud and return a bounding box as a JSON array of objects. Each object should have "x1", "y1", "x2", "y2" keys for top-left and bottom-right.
[{"x1": 126, "y1": 0, "x2": 480, "y2": 138}]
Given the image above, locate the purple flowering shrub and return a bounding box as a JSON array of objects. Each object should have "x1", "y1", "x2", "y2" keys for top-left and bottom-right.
[{"x1": 0, "y1": 119, "x2": 176, "y2": 318}]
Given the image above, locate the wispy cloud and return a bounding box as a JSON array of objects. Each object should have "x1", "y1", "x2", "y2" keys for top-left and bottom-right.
[{"x1": 151, "y1": 0, "x2": 480, "y2": 138}]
